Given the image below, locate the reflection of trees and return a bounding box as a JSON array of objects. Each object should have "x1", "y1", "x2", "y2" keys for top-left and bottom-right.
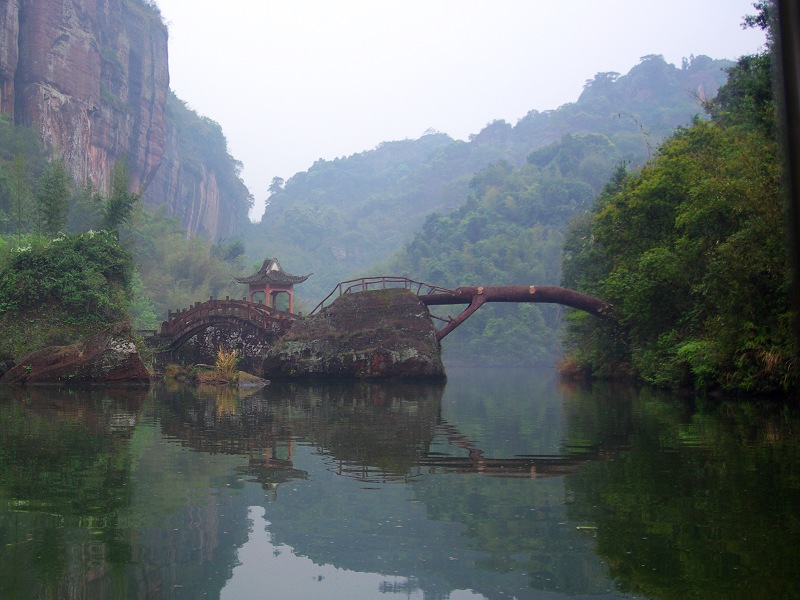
[
  {"x1": 0, "y1": 386, "x2": 147, "y2": 599},
  {"x1": 262, "y1": 374, "x2": 623, "y2": 599},
  {"x1": 563, "y1": 383, "x2": 800, "y2": 599}
]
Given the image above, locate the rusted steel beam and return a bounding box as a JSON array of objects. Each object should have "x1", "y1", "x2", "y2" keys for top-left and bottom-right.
[{"x1": 417, "y1": 285, "x2": 612, "y2": 341}]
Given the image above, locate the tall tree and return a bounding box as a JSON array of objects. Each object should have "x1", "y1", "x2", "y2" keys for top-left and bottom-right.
[
  {"x1": 268, "y1": 176, "x2": 285, "y2": 196},
  {"x1": 103, "y1": 161, "x2": 139, "y2": 237},
  {"x1": 8, "y1": 154, "x2": 34, "y2": 243},
  {"x1": 35, "y1": 159, "x2": 71, "y2": 235},
  {"x1": 68, "y1": 180, "x2": 105, "y2": 233}
]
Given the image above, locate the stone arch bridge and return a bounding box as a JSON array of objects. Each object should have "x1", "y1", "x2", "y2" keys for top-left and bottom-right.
[
  {"x1": 147, "y1": 298, "x2": 299, "y2": 372},
  {"x1": 146, "y1": 277, "x2": 610, "y2": 372},
  {"x1": 310, "y1": 276, "x2": 611, "y2": 341}
]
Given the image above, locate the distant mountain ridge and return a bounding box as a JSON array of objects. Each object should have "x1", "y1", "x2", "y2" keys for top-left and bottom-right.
[{"x1": 247, "y1": 54, "x2": 732, "y2": 302}]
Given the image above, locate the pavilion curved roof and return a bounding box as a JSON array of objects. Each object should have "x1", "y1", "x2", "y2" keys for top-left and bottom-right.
[{"x1": 236, "y1": 258, "x2": 311, "y2": 286}]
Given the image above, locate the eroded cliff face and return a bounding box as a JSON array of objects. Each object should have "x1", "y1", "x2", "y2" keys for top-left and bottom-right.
[
  {"x1": 145, "y1": 92, "x2": 252, "y2": 238},
  {"x1": 0, "y1": 0, "x2": 18, "y2": 116},
  {"x1": 0, "y1": 0, "x2": 249, "y2": 238},
  {"x1": 11, "y1": 0, "x2": 168, "y2": 196}
]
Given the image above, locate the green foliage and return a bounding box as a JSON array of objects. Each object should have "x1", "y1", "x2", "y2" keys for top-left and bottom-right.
[
  {"x1": 125, "y1": 206, "x2": 249, "y2": 319},
  {"x1": 35, "y1": 159, "x2": 71, "y2": 235},
  {"x1": 0, "y1": 115, "x2": 48, "y2": 237},
  {"x1": 0, "y1": 231, "x2": 134, "y2": 357},
  {"x1": 708, "y1": 53, "x2": 775, "y2": 135},
  {"x1": 0, "y1": 231, "x2": 132, "y2": 318},
  {"x1": 6, "y1": 154, "x2": 35, "y2": 241},
  {"x1": 67, "y1": 180, "x2": 105, "y2": 233},
  {"x1": 102, "y1": 161, "x2": 139, "y2": 236},
  {"x1": 562, "y1": 45, "x2": 796, "y2": 393},
  {"x1": 127, "y1": 269, "x2": 159, "y2": 330}
]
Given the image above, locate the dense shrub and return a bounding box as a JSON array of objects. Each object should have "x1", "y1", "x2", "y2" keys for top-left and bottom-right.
[{"x1": 0, "y1": 231, "x2": 133, "y2": 325}]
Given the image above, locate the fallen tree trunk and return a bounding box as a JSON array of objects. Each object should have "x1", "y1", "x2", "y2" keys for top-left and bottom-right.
[{"x1": 417, "y1": 285, "x2": 612, "y2": 341}]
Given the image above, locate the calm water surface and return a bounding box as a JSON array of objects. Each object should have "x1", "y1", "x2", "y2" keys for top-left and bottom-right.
[{"x1": 0, "y1": 369, "x2": 798, "y2": 599}]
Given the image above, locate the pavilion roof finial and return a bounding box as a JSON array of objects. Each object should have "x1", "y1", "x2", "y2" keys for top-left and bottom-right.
[{"x1": 236, "y1": 258, "x2": 311, "y2": 286}]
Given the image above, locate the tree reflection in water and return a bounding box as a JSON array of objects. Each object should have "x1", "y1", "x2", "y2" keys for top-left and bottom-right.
[{"x1": 0, "y1": 373, "x2": 797, "y2": 599}]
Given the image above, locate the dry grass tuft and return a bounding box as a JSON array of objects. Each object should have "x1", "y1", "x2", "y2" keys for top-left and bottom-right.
[{"x1": 215, "y1": 345, "x2": 239, "y2": 382}]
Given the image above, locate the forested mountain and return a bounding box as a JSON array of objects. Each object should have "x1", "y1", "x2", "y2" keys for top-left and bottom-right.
[
  {"x1": 561, "y1": 38, "x2": 795, "y2": 393},
  {"x1": 247, "y1": 55, "x2": 731, "y2": 305},
  {"x1": 382, "y1": 131, "x2": 628, "y2": 367}
]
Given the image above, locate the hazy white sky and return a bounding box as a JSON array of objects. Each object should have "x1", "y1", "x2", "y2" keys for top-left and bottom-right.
[{"x1": 154, "y1": 0, "x2": 766, "y2": 221}]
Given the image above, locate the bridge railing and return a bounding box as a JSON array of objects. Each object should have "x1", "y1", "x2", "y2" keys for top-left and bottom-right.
[
  {"x1": 309, "y1": 276, "x2": 454, "y2": 316},
  {"x1": 159, "y1": 297, "x2": 297, "y2": 338}
]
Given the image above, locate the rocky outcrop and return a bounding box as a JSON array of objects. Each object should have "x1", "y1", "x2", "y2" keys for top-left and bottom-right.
[
  {"x1": 0, "y1": 322, "x2": 150, "y2": 385},
  {"x1": 11, "y1": 0, "x2": 168, "y2": 195},
  {"x1": 144, "y1": 93, "x2": 252, "y2": 238},
  {"x1": 0, "y1": 0, "x2": 18, "y2": 115},
  {"x1": 262, "y1": 289, "x2": 446, "y2": 380},
  {"x1": 0, "y1": 0, "x2": 250, "y2": 238}
]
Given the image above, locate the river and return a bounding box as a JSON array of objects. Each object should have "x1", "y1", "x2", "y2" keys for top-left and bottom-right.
[{"x1": 0, "y1": 369, "x2": 797, "y2": 599}]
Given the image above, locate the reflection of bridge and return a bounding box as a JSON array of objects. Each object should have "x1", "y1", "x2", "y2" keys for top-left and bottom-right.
[
  {"x1": 155, "y1": 298, "x2": 299, "y2": 352},
  {"x1": 305, "y1": 415, "x2": 606, "y2": 483}
]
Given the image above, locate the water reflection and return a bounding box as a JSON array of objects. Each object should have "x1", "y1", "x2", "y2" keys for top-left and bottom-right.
[
  {"x1": 0, "y1": 373, "x2": 797, "y2": 599},
  {"x1": 562, "y1": 381, "x2": 800, "y2": 599},
  {"x1": 0, "y1": 386, "x2": 145, "y2": 599}
]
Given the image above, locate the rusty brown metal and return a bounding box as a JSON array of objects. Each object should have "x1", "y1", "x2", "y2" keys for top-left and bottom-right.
[{"x1": 416, "y1": 285, "x2": 612, "y2": 341}]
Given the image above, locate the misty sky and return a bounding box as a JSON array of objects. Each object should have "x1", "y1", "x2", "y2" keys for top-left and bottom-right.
[{"x1": 154, "y1": 0, "x2": 766, "y2": 221}]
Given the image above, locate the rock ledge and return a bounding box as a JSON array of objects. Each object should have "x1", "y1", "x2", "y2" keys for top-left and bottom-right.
[
  {"x1": 1, "y1": 323, "x2": 151, "y2": 385},
  {"x1": 263, "y1": 289, "x2": 446, "y2": 380}
]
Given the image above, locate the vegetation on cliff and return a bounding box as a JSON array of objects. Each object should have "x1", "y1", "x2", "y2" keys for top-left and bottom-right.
[
  {"x1": 0, "y1": 110, "x2": 250, "y2": 334},
  {"x1": 561, "y1": 11, "x2": 795, "y2": 393},
  {"x1": 0, "y1": 231, "x2": 134, "y2": 359}
]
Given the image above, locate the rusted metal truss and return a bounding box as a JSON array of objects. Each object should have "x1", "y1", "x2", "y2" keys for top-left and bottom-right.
[
  {"x1": 417, "y1": 285, "x2": 612, "y2": 342},
  {"x1": 313, "y1": 277, "x2": 612, "y2": 342}
]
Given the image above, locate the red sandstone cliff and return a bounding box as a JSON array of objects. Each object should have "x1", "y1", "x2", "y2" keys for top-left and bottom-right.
[{"x1": 0, "y1": 0, "x2": 250, "y2": 238}]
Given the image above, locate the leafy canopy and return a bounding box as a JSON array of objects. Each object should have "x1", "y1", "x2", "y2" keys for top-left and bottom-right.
[{"x1": 561, "y1": 28, "x2": 795, "y2": 393}]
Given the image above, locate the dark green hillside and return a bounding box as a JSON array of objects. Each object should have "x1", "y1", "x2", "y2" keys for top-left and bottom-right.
[
  {"x1": 246, "y1": 55, "x2": 732, "y2": 304},
  {"x1": 384, "y1": 129, "x2": 625, "y2": 367},
  {"x1": 561, "y1": 17, "x2": 795, "y2": 393}
]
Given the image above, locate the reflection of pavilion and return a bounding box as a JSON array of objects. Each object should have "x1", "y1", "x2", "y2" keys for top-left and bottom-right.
[
  {"x1": 158, "y1": 388, "x2": 311, "y2": 500},
  {"x1": 236, "y1": 258, "x2": 311, "y2": 313},
  {"x1": 237, "y1": 440, "x2": 308, "y2": 499}
]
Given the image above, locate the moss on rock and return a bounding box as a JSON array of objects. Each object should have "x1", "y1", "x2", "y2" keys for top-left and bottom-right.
[{"x1": 263, "y1": 289, "x2": 445, "y2": 380}]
